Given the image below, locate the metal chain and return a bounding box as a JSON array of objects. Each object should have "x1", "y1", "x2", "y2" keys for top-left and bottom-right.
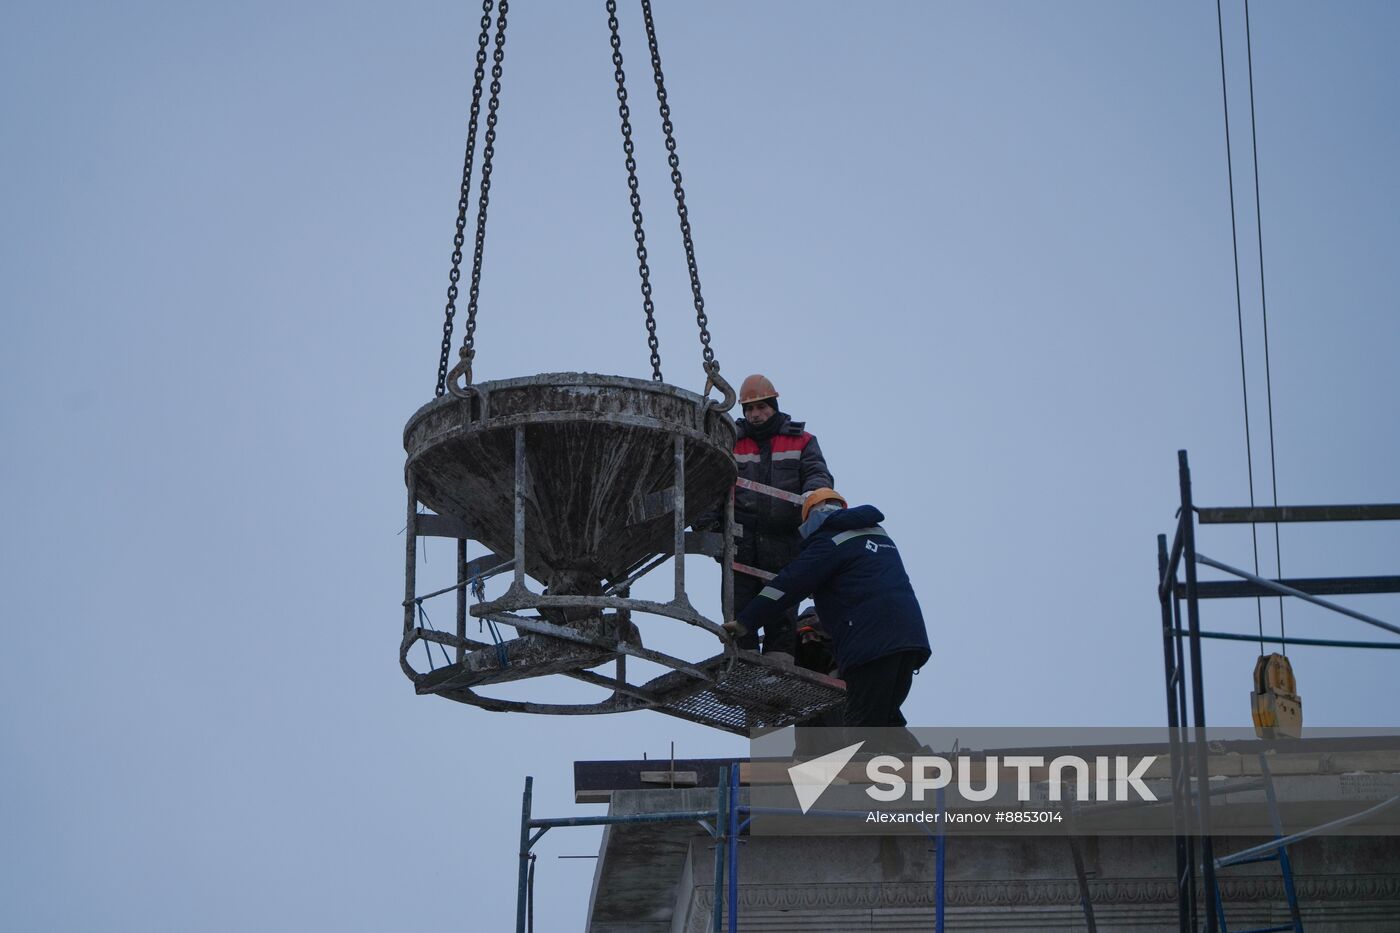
[
  {"x1": 606, "y1": 0, "x2": 663, "y2": 382},
  {"x1": 451, "y1": 0, "x2": 510, "y2": 391},
  {"x1": 639, "y1": 0, "x2": 719, "y2": 376},
  {"x1": 437, "y1": 0, "x2": 724, "y2": 395},
  {"x1": 435, "y1": 0, "x2": 497, "y2": 397}
]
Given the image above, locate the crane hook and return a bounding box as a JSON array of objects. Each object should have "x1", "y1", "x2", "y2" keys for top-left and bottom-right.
[
  {"x1": 447, "y1": 347, "x2": 477, "y2": 400},
  {"x1": 701, "y1": 361, "x2": 736, "y2": 414}
]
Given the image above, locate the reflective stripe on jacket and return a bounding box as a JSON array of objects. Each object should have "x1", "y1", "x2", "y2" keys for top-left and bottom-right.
[
  {"x1": 733, "y1": 414, "x2": 833, "y2": 537},
  {"x1": 735, "y1": 504, "x2": 930, "y2": 676}
]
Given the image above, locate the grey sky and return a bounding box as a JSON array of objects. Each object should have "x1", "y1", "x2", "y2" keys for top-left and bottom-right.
[{"x1": 3, "y1": 1, "x2": 1397, "y2": 930}]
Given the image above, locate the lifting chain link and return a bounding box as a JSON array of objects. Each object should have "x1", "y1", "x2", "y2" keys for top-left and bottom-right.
[
  {"x1": 448, "y1": 0, "x2": 511, "y2": 399},
  {"x1": 435, "y1": 0, "x2": 730, "y2": 405},
  {"x1": 639, "y1": 0, "x2": 724, "y2": 389},
  {"x1": 606, "y1": 0, "x2": 663, "y2": 382},
  {"x1": 436, "y1": 0, "x2": 497, "y2": 397}
]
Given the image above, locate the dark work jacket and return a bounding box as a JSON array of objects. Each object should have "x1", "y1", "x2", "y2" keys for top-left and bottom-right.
[
  {"x1": 731, "y1": 413, "x2": 833, "y2": 570},
  {"x1": 735, "y1": 505, "x2": 930, "y2": 676}
]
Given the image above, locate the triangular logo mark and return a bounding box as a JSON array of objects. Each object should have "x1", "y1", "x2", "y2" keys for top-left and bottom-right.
[{"x1": 787, "y1": 741, "x2": 865, "y2": 814}]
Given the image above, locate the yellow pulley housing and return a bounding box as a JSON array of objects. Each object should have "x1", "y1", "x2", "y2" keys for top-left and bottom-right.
[{"x1": 1251, "y1": 653, "x2": 1302, "y2": 739}]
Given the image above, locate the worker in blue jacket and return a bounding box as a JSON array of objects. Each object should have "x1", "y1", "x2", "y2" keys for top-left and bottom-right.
[{"x1": 727, "y1": 489, "x2": 931, "y2": 732}]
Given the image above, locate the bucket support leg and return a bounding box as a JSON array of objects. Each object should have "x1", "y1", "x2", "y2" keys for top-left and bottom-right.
[
  {"x1": 404, "y1": 477, "x2": 418, "y2": 637},
  {"x1": 673, "y1": 435, "x2": 686, "y2": 600},
  {"x1": 456, "y1": 538, "x2": 468, "y2": 663},
  {"x1": 513, "y1": 425, "x2": 527, "y2": 592}
]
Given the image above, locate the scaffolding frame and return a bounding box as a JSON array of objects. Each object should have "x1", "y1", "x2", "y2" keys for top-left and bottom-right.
[
  {"x1": 514, "y1": 766, "x2": 741, "y2": 933},
  {"x1": 515, "y1": 764, "x2": 952, "y2": 933},
  {"x1": 1156, "y1": 449, "x2": 1400, "y2": 933}
]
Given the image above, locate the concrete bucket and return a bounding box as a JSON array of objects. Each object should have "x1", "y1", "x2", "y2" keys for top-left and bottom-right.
[
  {"x1": 403, "y1": 373, "x2": 736, "y2": 587},
  {"x1": 398, "y1": 372, "x2": 847, "y2": 733}
]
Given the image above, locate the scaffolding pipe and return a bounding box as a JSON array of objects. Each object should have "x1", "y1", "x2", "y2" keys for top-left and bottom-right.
[
  {"x1": 1158, "y1": 533, "x2": 1191, "y2": 933},
  {"x1": 1215, "y1": 795, "x2": 1400, "y2": 869},
  {"x1": 728, "y1": 762, "x2": 740, "y2": 933},
  {"x1": 1159, "y1": 522, "x2": 1186, "y2": 601},
  {"x1": 1194, "y1": 552, "x2": 1400, "y2": 636},
  {"x1": 1178, "y1": 451, "x2": 1219, "y2": 932},
  {"x1": 712, "y1": 766, "x2": 727, "y2": 933},
  {"x1": 1259, "y1": 756, "x2": 1303, "y2": 931},
  {"x1": 1169, "y1": 629, "x2": 1400, "y2": 650},
  {"x1": 530, "y1": 810, "x2": 719, "y2": 830},
  {"x1": 935, "y1": 785, "x2": 947, "y2": 933},
  {"x1": 516, "y1": 776, "x2": 534, "y2": 933}
]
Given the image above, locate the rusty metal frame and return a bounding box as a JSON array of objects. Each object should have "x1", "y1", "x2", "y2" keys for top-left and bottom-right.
[
  {"x1": 476, "y1": 430, "x2": 721, "y2": 631},
  {"x1": 400, "y1": 436, "x2": 737, "y2": 715},
  {"x1": 400, "y1": 376, "x2": 742, "y2": 719}
]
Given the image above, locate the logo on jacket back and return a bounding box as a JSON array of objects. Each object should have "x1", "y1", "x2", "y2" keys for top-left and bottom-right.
[{"x1": 865, "y1": 539, "x2": 896, "y2": 554}]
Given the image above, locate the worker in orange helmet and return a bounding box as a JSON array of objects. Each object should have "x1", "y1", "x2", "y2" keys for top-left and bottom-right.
[
  {"x1": 698, "y1": 374, "x2": 834, "y2": 662},
  {"x1": 729, "y1": 490, "x2": 931, "y2": 738}
]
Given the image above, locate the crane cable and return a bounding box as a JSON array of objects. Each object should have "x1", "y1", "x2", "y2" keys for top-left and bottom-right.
[
  {"x1": 1244, "y1": 0, "x2": 1287, "y2": 653},
  {"x1": 1215, "y1": 0, "x2": 1285, "y2": 654}
]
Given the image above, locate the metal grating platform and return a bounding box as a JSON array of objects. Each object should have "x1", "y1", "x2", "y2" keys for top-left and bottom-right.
[{"x1": 644, "y1": 653, "x2": 846, "y2": 735}]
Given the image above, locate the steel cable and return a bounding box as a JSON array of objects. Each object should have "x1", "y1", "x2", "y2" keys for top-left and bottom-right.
[
  {"x1": 1243, "y1": 0, "x2": 1287, "y2": 652},
  {"x1": 1215, "y1": 0, "x2": 1268, "y2": 654}
]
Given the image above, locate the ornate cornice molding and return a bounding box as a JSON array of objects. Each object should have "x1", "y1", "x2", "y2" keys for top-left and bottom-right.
[{"x1": 685, "y1": 873, "x2": 1400, "y2": 919}]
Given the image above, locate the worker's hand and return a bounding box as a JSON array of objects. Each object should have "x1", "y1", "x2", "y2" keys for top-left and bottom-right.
[{"x1": 722, "y1": 620, "x2": 748, "y2": 640}]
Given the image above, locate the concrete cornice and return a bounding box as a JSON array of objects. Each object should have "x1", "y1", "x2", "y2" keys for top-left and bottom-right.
[{"x1": 681, "y1": 875, "x2": 1400, "y2": 932}]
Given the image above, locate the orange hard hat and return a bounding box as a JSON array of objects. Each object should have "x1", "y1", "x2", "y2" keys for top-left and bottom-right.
[
  {"x1": 802, "y1": 488, "x2": 848, "y2": 523},
  {"x1": 739, "y1": 374, "x2": 779, "y2": 406}
]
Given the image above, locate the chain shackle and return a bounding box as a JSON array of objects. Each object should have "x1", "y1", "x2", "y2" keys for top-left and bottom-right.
[
  {"x1": 446, "y1": 347, "x2": 477, "y2": 399},
  {"x1": 702, "y1": 360, "x2": 736, "y2": 413}
]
